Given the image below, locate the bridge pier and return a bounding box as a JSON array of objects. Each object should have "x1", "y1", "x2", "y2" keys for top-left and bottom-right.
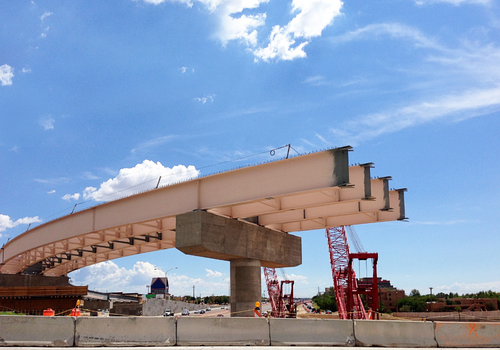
[
  {"x1": 230, "y1": 259, "x2": 261, "y2": 317},
  {"x1": 176, "y1": 210, "x2": 301, "y2": 316}
]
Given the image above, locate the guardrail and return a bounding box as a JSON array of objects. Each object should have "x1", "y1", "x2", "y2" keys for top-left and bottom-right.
[{"x1": 0, "y1": 315, "x2": 499, "y2": 347}]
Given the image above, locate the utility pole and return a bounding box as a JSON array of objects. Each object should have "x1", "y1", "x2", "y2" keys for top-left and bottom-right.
[{"x1": 193, "y1": 285, "x2": 195, "y2": 299}]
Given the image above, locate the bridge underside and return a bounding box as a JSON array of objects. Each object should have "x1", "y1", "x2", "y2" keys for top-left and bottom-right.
[{"x1": 0, "y1": 146, "x2": 406, "y2": 281}]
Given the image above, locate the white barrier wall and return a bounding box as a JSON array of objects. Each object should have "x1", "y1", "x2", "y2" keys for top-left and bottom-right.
[
  {"x1": 177, "y1": 317, "x2": 270, "y2": 346},
  {"x1": 270, "y1": 318, "x2": 354, "y2": 346},
  {"x1": 0, "y1": 315, "x2": 74, "y2": 347},
  {"x1": 2, "y1": 315, "x2": 500, "y2": 347},
  {"x1": 354, "y1": 319, "x2": 437, "y2": 347},
  {"x1": 75, "y1": 316, "x2": 176, "y2": 347},
  {"x1": 435, "y1": 321, "x2": 500, "y2": 348}
]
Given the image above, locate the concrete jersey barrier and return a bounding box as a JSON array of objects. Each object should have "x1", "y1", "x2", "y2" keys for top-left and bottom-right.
[
  {"x1": 0, "y1": 315, "x2": 74, "y2": 347},
  {"x1": 354, "y1": 319, "x2": 437, "y2": 347},
  {"x1": 75, "y1": 316, "x2": 176, "y2": 347},
  {"x1": 177, "y1": 317, "x2": 270, "y2": 346},
  {"x1": 435, "y1": 321, "x2": 500, "y2": 348},
  {"x1": 270, "y1": 318, "x2": 355, "y2": 346}
]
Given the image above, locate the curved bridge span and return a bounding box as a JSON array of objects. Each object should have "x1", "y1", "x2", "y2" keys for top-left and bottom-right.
[{"x1": 0, "y1": 146, "x2": 406, "y2": 276}]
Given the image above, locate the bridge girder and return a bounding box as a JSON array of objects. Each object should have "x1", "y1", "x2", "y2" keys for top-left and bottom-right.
[{"x1": 0, "y1": 146, "x2": 407, "y2": 276}]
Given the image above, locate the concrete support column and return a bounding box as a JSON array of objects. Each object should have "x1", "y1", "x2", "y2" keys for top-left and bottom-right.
[{"x1": 230, "y1": 259, "x2": 261, "y2": 317}]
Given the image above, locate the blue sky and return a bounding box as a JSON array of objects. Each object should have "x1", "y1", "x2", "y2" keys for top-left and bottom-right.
[{"x1": 1, "y1": 0, "x2": 499, "y2": 298}]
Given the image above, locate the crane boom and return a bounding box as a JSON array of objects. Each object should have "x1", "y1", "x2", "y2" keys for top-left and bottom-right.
[{"x1": 326, "y1": 226, "x2": 367, "y2": 319}]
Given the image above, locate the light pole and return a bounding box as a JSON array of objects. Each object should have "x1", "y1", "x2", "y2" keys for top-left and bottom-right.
[
  {"x1": 165, "y1": 266, "x2": 178, "y2": 276},
  {"x1": 155, "y1": 266, "x2": 178, "y2": 277}
]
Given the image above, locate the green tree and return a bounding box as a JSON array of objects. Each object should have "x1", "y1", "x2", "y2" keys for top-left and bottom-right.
[
  {"x1": 312, "y1": 293, "x2": 337, "y2": 312},
  {"x1": 410, "y1": 289, "x2": 421, "y2": 297}
]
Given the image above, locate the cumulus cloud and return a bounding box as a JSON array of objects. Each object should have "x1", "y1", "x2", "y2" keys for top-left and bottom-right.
[
  {"x1": 0, "y1": 214, "x2": 42, "y2": 234},
  {"x1": 253, "y1": 0, "x2": 343, "y2": 61},
  {"x1": 47, "y1": 190, "x2": 56, "y2": 194},
  {"x1": 69, "y1": 260, "x2": 229, "y2": 295},
  {"x1": 206, "y1": 269, "x2": 223, "y2": 277},
  {"x1": 436, "y1": 281, "x2": 500, "y2": 294},
  {"x1": 82, "y1": 160, "x2": 199, "y2": 202},
  {"x1": 137, "y1": 0, "x2": 342, "y2": 61},
  {"x1": 22, "y1": 67, "x2": 31, "y2": 73},
  {"x1": 62, "y1": 193, "x2": 81, "y2": 201},
  {"x1": 0, "y1": 64, "x2": 14, "y2": 86},
  {"x1": 69, "y1": 261, "x2": 159, "y2": 293},
  {"x1": 39, "y1": 115, "x2": 55, "y2": 130}
]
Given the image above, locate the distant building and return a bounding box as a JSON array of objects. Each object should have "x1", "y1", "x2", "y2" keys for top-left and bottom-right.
[
  {"x1": 426, "y1": 298, "x2": 498, "y2": 312},
  {"x1": 325, "y1": 277, "x2": 405, "y2": 313},
  {"x1": 149, "y1": 277, "x2": 169, "y2": 299},
  {"x1": 358, "y1": 277, "x2": 406, "y2": 312}
]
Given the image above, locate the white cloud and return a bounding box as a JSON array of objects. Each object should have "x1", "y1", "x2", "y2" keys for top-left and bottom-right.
[
  {"x1": 62, "y1": 193, "x2": 81, "y2": 201},
  {"x1": 21, "y1": 67, "x2": 31, "y2": 73},
  {"x1": 137, "y1": 0, "x2": 341, "y2": 62},
  {"x1": 69, "y1": 261, "x2": 159, "y2": 293},
  {"x1": 326, "y1": 23, "x2": 500, "y2": 144},
  {"x1": 195, "y1": 94, "x2": 215, "y2": 104},
  {"x1": 0, "y1": 64, "x2": 14, "y2": 86},
  {"x1": 436, "y1": 281, "x2": 500, "y2": 294},
  {"x1": 206, "y1": 269, "x2": 223, "y2": 277},
  {"x1": 131, "y1": 135, "x2": 177, "y2": 154},
  {"x1": 179, "y1": 66, "x2": 188, "y2": 73},
  {"x1": 39, "y1": 115, "x2": 55, "y2": 130},
  {"x1": 47, "y1": 190, "x2": 56, "y2": 194},
  {"x1": 331, "y1": 86, "x2": 500, "y2": 145},
  {"x1": 40, "y1": 11, "x2": 53, "y2": 22},
  {"x1": 0, "y1": 214, "x2": 42, "y2": 234},
  {"x1": 303, "y1": 75, "x2": 326, "y2": 86},
  {"x1": 83, "y1": 171, "x2": 99, "y2": 180},
  {"x1": 34, "y1": 177, "x2": 70, "y2": 185},
  {"x1": 253, "y1": 0, "x2": 343, "y2": 61},
  {"x1": 69, "y1": 260, "x2": 230, "y2": 295},
  {"x1": 82, "y1": 160, "x2": 200, "y2": 202}
]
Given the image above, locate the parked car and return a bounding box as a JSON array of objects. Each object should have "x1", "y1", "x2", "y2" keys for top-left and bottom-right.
[
  {"x1": 181, "y1": 309, "x2": 190, "y2": 316},
  {"x1": 206, "y1": 307, "x2": 211, "y2": 311},
  {"x1": 194, "y1": 310, "x2": 200, "y2": 314},
  {"x1": 326, "y1": 310, "x2": 332, "y2": 314},
  {"x1": 199, "y1": 309, "x2": 206, "y2": 314},
  {"x1": 217, "y1": 314, "x2": 224, "y2": 317},
  {"x1": 164, "y1": 309, "x2": 174, "y2": 316}
]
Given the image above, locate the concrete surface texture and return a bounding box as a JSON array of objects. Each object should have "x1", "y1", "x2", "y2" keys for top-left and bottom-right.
[
  {"x1": 75, "y1": 317, "x2": 175, "y2": 347},
  {"x1": 2, "y1": 315, "x2": 500, "y2": 348},
  {"x1": 0, "y1": 348, "x2": 493, "y2": 350},
  {"x1": 176, "y1": 210, "x2": 301, "y2": 317},
  {"x1": 270, "y1": 318, "x2": 355, "y2": 346},
  {"x1": 354, "y1": 319, "x2": 436, "y2": 347},
  {"x1": 434, "y1": 321, "x2": 500, "y2": 347},
  {"x1": 230, "y1": 259, "x2": 261, "y2": 317},
  {"x1": 176, "y1": 317, "x2": 270, "y2": 346},
  {"x1": 0, "y1": 315, "x2": 74, "y2": 347},
  {"x1": 176, "y1": 210, "x2": 302, "y2": 267}
]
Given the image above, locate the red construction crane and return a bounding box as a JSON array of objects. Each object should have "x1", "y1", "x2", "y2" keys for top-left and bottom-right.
[
  {"x1": 263, "y1": 267, "x2": 296, "y2": 318},
  {"x1": 326, "y1": 226, "x2": 379, "y2": 319}
]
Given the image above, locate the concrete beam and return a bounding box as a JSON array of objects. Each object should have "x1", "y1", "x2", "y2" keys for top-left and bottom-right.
[{"x1": 176, "y1": 210, "x2": 301, "y2": 268}]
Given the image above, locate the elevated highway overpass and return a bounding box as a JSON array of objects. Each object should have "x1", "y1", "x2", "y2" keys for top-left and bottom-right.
[{"x1": 0, "y1": 146, "x2": 406, "y2": 315}]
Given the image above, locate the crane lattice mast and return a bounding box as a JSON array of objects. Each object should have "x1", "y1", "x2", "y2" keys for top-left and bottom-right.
[{"x1": 326, "y1": 226, "x2": 368, "y2": 319}]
